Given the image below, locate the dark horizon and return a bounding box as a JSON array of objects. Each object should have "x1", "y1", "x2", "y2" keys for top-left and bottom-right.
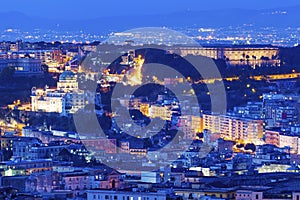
[{"x1": 1, "y1": 0, "x2": 300, "y2": 20}]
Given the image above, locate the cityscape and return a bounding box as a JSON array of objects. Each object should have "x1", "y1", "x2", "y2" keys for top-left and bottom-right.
[{"x1": 0, "y1": 1, "x2": 300, "y2": 200}]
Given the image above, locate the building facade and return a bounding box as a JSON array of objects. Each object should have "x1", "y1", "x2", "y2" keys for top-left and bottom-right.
[{"x1": 31, "y1": 70, "x2": 85, "y2": 115}]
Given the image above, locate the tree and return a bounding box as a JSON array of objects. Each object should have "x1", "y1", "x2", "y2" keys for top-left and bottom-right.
[
  {"x1": 0, "y1": 66, "x2": 15, "y2": 81},
  {"x1": 245, "y1": 143, "x2": 256, "y2": 152},
  {"x1": 41, "y1": 64, "x2": 49, "y2": 74}
]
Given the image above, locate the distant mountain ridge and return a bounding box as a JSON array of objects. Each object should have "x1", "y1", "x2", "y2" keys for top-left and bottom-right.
[{"x1": 1, "y1": 6, "x2": 300, "y2": 33}]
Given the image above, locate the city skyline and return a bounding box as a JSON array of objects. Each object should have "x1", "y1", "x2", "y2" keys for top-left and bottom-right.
[{"x1": 0, "y1": 1, "x2": 299, "y2": 199}]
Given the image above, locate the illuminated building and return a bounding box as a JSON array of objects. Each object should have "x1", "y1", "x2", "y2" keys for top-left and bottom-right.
[
  {"x1": 87, "y1": 188, "x2": 175, "y2": 200},
  {"x1": 203, "y1": 114, "x2": 264, "y2": 143},
  {"x1": 279, "y1": 133, "x2": 300, "y2": 154},
  {"x1": 31, "y1": 87, "x2": 67, "y2": 115},
  {"x1": 81, "y1": 139, "x2": 117, "y2": 154},
  {"x1": 22, "y1": 126, "x2": 80, "y2": 144},
  {"x1": 203, "y1": 114, "x2": 221, "y2": 134},
  {"x1": 236, "y1": 190, "x2": 300, "y2": 200},
  {"x1": 173, "y1": 45, "x2": 280, "y2": 67},
  {"x1": 57, "y1": 69, "x2": 79, "y2": 92},
  {"x1": 140, "y1": 103, "x2": 150, "y2": 117},
  {"x1": 0, "y1": 49, "x2": 68, "y2": 73},
  {"x1": 274, "y1": 106, "x2": 298, "y2": 128},
  {"x1": 99, "y1": 170, "x2": 125, "y2": 190},
  {"x1": 100, "y1": 50, "x2": 145, "y2": 86},
  {"x1": 31, "y1": 69, "x2": 85, "y2": 115},
  {"x1": 175, "y1": 188, "x2": 236, "y2": 200},
  {"x1": 0, "y1": 137, "x2": 14, "y2": 151},
  {"x1": 257, "y1": 164, "x2": 299, "y2": 173},
  {"x1": 141, "y1": 171, "x2": 162, "y2": 184},
  {"x1": 164, "y1": 78, "x2": 184, "y2": 86},
  {"x1": 178, "y1": 115, "x2": 203, "y2": 139},
  {"x1": 265, "y1": 129, "x2": 280, "y2": 146},
  {"x1": 129, "y1": 148, "x2": 147, "y2": 156},
  {"x1": 233, "y1": 102, "x2": 263, "y2": 119},
  {"x1": 0, "y1": 50, "x2": 53, "y2": 64},
  {"x1": 29, "y1": 144, "x2": 68, "y2": 160},
  {"x1": 0, "y1": 158, "x2": 53, "y2": 176},
  {"x1": 124, "y1": 52, "x2": 144, "y2": 86},
  {"x1": 53, "y1": 49, "x2": 64, "y2": 63},
  {"x1": 263, "y1": 93, "x2": 298, "y2": 128},
  {"x1": 0, "y1": 58, "x2": 42, "y2": 76},
  {"x1": 9, "y1": 40, "x2": 22, "y2": 52},
  {"x1": 60, "y1": 170, "x2": 122, "y2": 196},
  {"x1": 148, "y1": 105, "x2": 172, "y2": 121},
  {"x1": 235, "y1": 190, "x2": 263, "y2": 200},
  {"x1": 119, "y1": 141, "x2": 130, "y2": 154}
]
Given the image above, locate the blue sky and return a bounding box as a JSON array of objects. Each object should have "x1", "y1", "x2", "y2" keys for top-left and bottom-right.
[{"x1": 1, "y1": 0, "x2": 300, "y2": 19}]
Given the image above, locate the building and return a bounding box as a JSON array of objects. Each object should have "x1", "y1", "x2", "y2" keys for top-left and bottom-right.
[
  {"x1": 11, "y1": 137, "x2": 42, "y2": 159},
  {"x1": 175, "y1": 187, "x2": 236, "y2": 200},
  {"x1": 82, "y1": 139, "x2": 117, "y2": 154},
  {"x1": 233, "y1": 102, "x2": 263, "y2": 119},
  {"x1": 203, "y1": 114, "x2": 264, "y2": 143},
  {"x1": 0, "y1": 58, "x2": 42, "y2": 76},
  {"x1": 87, "y1": 188, "x2": 175, "y2": 200},
  {"x1": 29, "y1": 143, "x2": 68, "y2": 160},
  {"x1": 0, "y1": 158, "x2": 53, "y2": 176},
  {"x1": 99, "y1": 170, "x2": 125, "y2": 190},
  {"x1": 172, "y1": 45, "x2": 280, "y2": 67},
  {"x1": 22, "y1": 126, "x2": 79, "y2": 144},
  {"x1": 148, "y1": 105, "x2": 173, "y2": 121},
  {"x1": 61, "y1": 171, "x2": 92, "y2": 196},
  {"x1": 31, "y1": 87, "x2": 67, "y2": 115},
  {"x1": 279, "y1": 133, "x2": 300, "y2": 154},
  {"x1": 253, "y1": 144, "x2": 290, "y2": 165},
  {"x1": 31, "y1": 69, "x2": 85, "y2": 115},
  {"x1": 265, "y1": 129, "x2": 280, "y2": 146},
  {"x1": 236, "y1": 190, "x2": 300, "y2": 200},
  {"x1": 178, "y1": 115, "x2": 203, "y2": 139},
  {"x1": 57, "y1": 69, "x2": 79, "y2": 92},
  {"x1": 0, "y1": 49, "x2": 64, "y2": 68},
  {"x1": 263, "y1": 93, "x2": 298, "y2": 129}
]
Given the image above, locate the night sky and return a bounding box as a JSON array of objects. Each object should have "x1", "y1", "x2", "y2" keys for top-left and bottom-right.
[{"x1": 1, "y1": 0, "x2": 300, "y2": 19}]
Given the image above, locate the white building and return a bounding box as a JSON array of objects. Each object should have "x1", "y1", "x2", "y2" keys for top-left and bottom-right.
[
  {"x1": 203, "y1": 114, "x2": 264, "y2": 143},
  {"x1": 31, "y1": 70, "x2": 85, "y2": 115},
  {"x1": 87, "y1": 189, "x2": 173, "y2": 200},
  {"x1": 279, "y1": 134, "x2": 300, "y2": 154}
]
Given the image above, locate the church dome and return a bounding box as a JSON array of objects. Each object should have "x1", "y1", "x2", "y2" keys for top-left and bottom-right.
[{"x1": 59, "y1": 70, "x2": 76, "y2": 81}]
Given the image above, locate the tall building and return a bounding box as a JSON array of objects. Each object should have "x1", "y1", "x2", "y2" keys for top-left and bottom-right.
[
  {"x1": 265, "y1": 129, "x2": 281, "y2": 146},
  {"x1": 203, "y1": 114, "x2": 264, "y2": 143},
  {"x1": 279, "y1": 133, "x2": 300, "y2": 154},
  {"x1": 263, "y1": 93, "x2": 298, "y2": 128},
  {"x1": 178, "y1": 115, "x2": 203, "y2": 139}
]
